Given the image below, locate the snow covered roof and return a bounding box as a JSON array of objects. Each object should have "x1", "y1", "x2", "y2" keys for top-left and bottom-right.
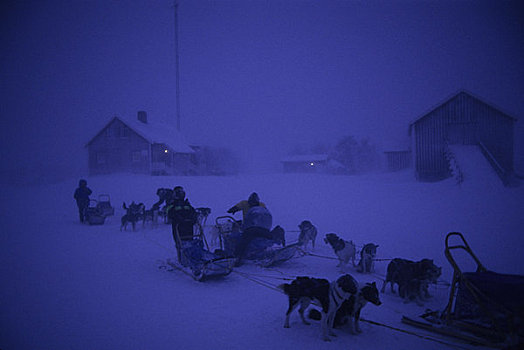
[
  {"x1": 121, "y1": 116, "x2": 194, "y2": 153},
  {"x1": 280, "y1": 154, "x2": 329, "y2": 163},
  {"x1": 87, "y1": 115, "x2": 194, "y2": 154}
]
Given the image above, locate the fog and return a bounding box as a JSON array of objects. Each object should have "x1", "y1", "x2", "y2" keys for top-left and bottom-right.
[{"x1": 1, "y1": 0, "x2": 523, "y2": 182}]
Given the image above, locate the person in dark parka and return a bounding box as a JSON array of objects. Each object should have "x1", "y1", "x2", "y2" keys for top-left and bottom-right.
[
  {"x1": 74, "y1": 179, "x2": 92, "y2": 223},
  {"x1": 168, "y1": 186, "x2": 197, "y2": 262}
]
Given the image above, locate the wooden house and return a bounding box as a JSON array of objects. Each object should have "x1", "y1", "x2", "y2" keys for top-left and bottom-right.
[
  {"x1": 409, "y1": 91, "x2": 517, "y2": 185},
  {"x1": 86, "y1": 111, "x2": 196, "y2": 176}
]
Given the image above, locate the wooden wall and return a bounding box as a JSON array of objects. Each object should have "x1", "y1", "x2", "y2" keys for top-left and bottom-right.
[
  {"x1": 412, "y1": 92, "x2": 515, "y2": 182},
  {"x1": 88, "y1": 119, "x2": 150, "y2": 175}
]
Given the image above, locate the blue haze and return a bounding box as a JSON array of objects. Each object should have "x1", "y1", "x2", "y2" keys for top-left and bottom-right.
[{"x1": 1, "y1": 0, "x2": 523, "y2": 181}]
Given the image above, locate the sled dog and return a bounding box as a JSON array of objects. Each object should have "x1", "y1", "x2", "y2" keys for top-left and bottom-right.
[
  {"x1": 279, "y1": 274, "x2": 358, "y2": 341},
  {"x1": 298, "y1": 220, "x2": 318, "y2": 250},
  {"x1": 121, "y1": 201, "x2": 144, "y2": 231},
  {"x1": 357, "y1": 243, "x2": 379, "y2": 273},
  {"x1": 381, "y1": 258, "x2": 442, "y2": 305},
  {"x1": 324, "y1": 233, "x2": 356, "y2": 267},
  {"x1": 308, "y1": 281, "x2": 382, "y2": 334}
]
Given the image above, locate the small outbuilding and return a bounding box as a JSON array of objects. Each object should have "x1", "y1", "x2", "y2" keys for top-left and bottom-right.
[
  {"x1": 86, "y1": 111, "x2": 196, "y2": 175},
  {"x1": 384, "y1": 150, "x2": 412, "y2": 172}
]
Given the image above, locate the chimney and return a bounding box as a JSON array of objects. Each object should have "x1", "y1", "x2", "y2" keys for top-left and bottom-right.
[{"x1": 137, "y1": 111, "x2": 147, "y2": 124}]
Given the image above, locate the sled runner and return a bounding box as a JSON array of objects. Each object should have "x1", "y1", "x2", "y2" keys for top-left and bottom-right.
[
  {"x1": 214, "y1": 215, "x2": 297, "y2": 267},
  {"x1": 257, "y1": 243, "x2": 302, "y2": 268},
  {"x1": 96, "y1": 194, "x2": 114, "y2": 217},
  {"x1": 85, "y1": 199, "x2": 106, "y2": 225},
  {"x1": 171, "y1": 220, "x2": 235, "y2": 281},
  {"x1": 402, "y1": 232, "x2": 524, "y2": 348}
]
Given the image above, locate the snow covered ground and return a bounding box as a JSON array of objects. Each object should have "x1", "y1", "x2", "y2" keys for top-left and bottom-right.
[{"x1": 1, "y1": 169, "x2": 523, "y2": 350}]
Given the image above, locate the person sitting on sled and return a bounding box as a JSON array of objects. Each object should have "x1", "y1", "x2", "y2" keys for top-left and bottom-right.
[
  {"x1": 227, "y1": 192, "x2": 266, "y2": 225},
  {"x1": 168, "y1": 186, "x2": 197, "y2": 263},
  {"x1": 232, "y1": 194, "x2": 274, "y2": 265}
]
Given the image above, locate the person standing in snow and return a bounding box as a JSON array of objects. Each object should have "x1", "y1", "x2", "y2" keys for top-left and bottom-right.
[
  {"x1": 168, "y1": 186, "x2": 197, "y2": 262},
  {"x1": 74, "y1": 179, "x2": 92, "y2": 223},
  {"x1": 227, "y1": 192, "x2": 266, "y2": 224}
]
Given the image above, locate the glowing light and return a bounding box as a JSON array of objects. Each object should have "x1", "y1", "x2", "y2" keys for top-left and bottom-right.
[
  {"x1": 310, "y1": 162, "x2": 314, "y2": 166},
  {"x1": 164, "y1": 149, "x2": 168, "y2": 153}
]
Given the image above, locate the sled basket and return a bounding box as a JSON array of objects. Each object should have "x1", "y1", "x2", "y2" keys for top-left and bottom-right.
[
  {"x1": 96, "y1": 194, "x2": 114, "y2": 217},
  {"x1": 172, "y1": 222, "x2": 235, "y2": 281},
  {"x1": 85, "y1": 200, "x2": 106, "y2": 225}
]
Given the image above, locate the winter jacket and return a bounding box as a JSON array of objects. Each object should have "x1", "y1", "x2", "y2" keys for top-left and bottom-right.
[
  {"x1": 74, "y1": 186, "x2": 92, "y2": 207},
  {"x1": 169, "y1": 198, "x2": 197, "y2": 240},
  {"x1": 227, "y1": 200, "x2": 266, "y2": 222},
  {"x1": 243, "y1": 206, "x2": 272, "y2": 231}
]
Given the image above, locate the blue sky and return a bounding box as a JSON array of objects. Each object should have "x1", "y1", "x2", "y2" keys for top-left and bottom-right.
[{"x1": 1, "y1": 0, "x2": 523, "y2": 178}]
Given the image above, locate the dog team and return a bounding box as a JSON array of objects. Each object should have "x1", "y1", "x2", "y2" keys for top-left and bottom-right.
[
  {"x1": 280, "y1": 230, "x2": 441, "y2": 341},
  {"x1": 76, "y1": 181, "x2": 441, "y2": 341}
]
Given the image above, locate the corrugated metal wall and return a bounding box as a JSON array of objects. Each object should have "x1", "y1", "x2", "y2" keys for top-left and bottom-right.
[{"x1": 413, "y1": 92, "x2": 515, "y2": 181}]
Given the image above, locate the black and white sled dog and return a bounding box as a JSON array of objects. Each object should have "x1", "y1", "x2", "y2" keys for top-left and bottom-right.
[
  {"x1": 381, "y1": 258, "x2": 442, "y2": 305},
  {"x1": 357, "y1": 243, "x2": 379, "y2": 273},
  {"x1": 279, "y1": 274, "x2": 358, "y2": 341},
  {"x1": 308, "y1": 281, "x2": 382, "y2": 334},
  {"x1": 324, "y1": 233, "x2": 356, "y2": 268},
  {"x1": 121, "y1": 201, "x2": 145, "y2": 231},
  {"x1": 298, "y1": 220, "x2": 318, "y2": 250}
]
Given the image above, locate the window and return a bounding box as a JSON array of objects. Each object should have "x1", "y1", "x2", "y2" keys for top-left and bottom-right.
[
  {"x1": 132, "y1": 151, "x2": 141, "y2": 163},
  {"x1": 97, "y1": 153, "x2": 106, "y2": 164},
  {"x1": 119, "y1": 126, "x2": 128, "y2": 138}
]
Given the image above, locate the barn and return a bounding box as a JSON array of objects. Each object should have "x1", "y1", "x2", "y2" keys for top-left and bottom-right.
[
  {"x1": 86, "y1": 112, "x2": 196, "y2": 176},
  {"x1": 409, "y1": 91, "x2": 517, "y2": 185}
]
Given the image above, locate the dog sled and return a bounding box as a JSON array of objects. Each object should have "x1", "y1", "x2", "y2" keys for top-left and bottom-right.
[
  {"x1": 214, "y1": 215, "x2": 300, "y2": 267},
  {"x1": 402, "y1": 232, "x2": 524, "y2": 348},
  {"x1": 84, "y1": 199, "x2": 106, "y2": 225},
  {"x1": 168, "y1": 219, "x2": 235, "y2": 282},
  {"x1": 96, "y1": 194, "x2": 114, "y2": 217}
]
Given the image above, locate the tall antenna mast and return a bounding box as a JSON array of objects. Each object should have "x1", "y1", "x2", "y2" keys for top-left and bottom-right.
[{"x1": 174, "y1": 0, "x2": 181, "y2": 132}]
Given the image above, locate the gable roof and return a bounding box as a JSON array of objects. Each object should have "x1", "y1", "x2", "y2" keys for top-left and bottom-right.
[
  {"x1": 410, "y1": 90, "x2": 517, "y2": 128},
  {"x1": 86, "y1": 116, "x2": 194, "y2": 153}
]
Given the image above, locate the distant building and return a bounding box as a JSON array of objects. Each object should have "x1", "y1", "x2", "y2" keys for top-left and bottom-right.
[
  {"x1": 281, "y1": 154, "x2": 330, "y2": 173},
  {"x1": 409, "y1": 90, "x2": 517, "y2": 185},
  {"x1": 384, "y1": 150, "x2": 412, "y2": 172},
  {"x1": 86, "y1": 111, "x2": 196, "y2": 175}
]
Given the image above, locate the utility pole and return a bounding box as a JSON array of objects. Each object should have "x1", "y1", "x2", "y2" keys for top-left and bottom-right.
[{"x1": 174, "y1": 0, "x2": 181, "y2": 132}]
